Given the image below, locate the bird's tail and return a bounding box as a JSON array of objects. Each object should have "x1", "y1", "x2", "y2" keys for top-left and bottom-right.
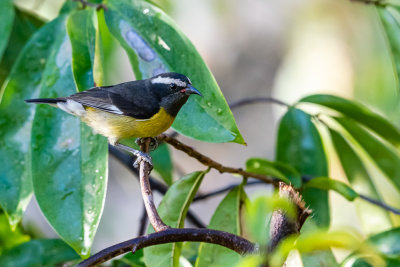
[{"x1": 24, "y1": 98, "x2": 66, "y2": 104}]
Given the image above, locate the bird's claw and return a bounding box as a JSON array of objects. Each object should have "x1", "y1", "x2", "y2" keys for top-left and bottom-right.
[{"x1": 133, "y1": 151, "x2": 153, "y2": 171}]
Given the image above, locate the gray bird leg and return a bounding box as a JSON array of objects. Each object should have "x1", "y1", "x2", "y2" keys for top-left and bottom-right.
[{"x1": 114, "y1": 143, "x2": 153, "y2": 170}]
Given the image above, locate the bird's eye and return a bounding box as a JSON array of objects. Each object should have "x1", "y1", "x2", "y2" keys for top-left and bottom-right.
[{"x1": 170, "y1": 83, "x2": 177, "y2": 90}]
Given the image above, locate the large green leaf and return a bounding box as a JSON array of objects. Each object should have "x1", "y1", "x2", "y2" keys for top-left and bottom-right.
[
  {"x1": 31, "y1": 13, "x2": 107, "y2": 257},
  {"x1": 0, "y1": 239, "x2": 79, "y2": 267},
  {"x1": 0, "y1": 0, "x2": 14, "y2": 62},
  {"x1": 196, "y1": 185, "x2": 245, "y2": 267},
  {"x1": 377, "y1": 5, "x2": 400, "y2": 91},
  {"x1": 329, "y1": 128, "x2": 392, "y2": 235},
  {"x1": 334, "y1": 116, "x2": 400, "y2": 193},
  {"x1": 0, "y1": 15, "x2": 62, "y2": 228},
  {"x1": 246, "y1": 158, "x2": 302, "y2": 188},
  {"x1": 299, "y1": 94, "x2": 400, "y2": 147},
  {"x1": 144, "y1": 170, "x2": 207, "y2": 267},
  {"x1": 0, "y1": 8, "x2": 43, "y2": 86},
  {"x1": 276, "y1": 107, "x2": 330, "y2": 227},
  {"x1": 103, "y1": 0, "x2": 244, "y2": 144}
]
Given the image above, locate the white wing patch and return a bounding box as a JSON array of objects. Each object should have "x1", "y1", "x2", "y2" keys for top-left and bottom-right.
[
  {"x1": 57, "y1": 100, "x2": 86, "y2": 117},
  {"x1": 151, "y1": 76, "x2": 186, "y2": 87}
]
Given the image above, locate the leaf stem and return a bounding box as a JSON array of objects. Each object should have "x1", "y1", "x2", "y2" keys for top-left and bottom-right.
[{"x1": 229, "y1": 97, "x2": 290, "y2": 109}]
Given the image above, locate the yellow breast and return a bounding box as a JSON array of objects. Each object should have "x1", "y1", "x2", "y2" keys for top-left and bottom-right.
[{"x1": 81, "y1": 107, "x2": 175, "y2": 143}]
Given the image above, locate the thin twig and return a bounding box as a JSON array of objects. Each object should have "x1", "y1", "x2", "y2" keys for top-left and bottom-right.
[
  {"x1": 349, "y1": 0, "x2": 381, "y2": 4},
  {"x1": 109, "y1": 146, "x2": 207, "y2": 228},
  {"x1": 139, "y1": 138, "x2": 169, "y2": 232},
  {"x1": 194, "y1": 180, "x2": 264, "y2": 201},
  {"x1": 76, "y1": 228, "x2": 256, "y2": 267},
  {"x1": 359, "y1": 194, "x2": 400, "y2": 215},
  {"x1": 158, "y1": 134, "x2": 279, "y2": 186},
  {"x1": 229, "y1": 97, "x2": 290, "y2": 110}
]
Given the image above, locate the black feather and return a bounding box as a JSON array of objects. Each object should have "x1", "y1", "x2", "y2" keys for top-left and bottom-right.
[{"x1": 25, "y1": 98, "x2": 66, "y2": 104}]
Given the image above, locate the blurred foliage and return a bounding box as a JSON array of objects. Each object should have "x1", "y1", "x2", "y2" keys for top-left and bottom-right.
[{"x1": 0, "y1": 0, "x2": 400, "y2": 266}]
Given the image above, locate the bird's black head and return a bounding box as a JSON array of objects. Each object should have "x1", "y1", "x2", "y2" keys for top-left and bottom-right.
[{"x1": 149, "y1": 72, "x2": 202, "y2": 116}]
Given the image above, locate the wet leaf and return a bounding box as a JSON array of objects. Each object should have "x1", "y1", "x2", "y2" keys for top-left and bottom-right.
[
  {"x1": 0, "y1": 239, "x2": 79, "y2": 267},
  {"x1": 144, "y1": 170, "x2": 207, "y2": 267},
  {"x1": 31, "y1": 14, "x2": 107, "y2": 257},
  {"x1": 304, "y1": 177, "x2": 358, "y2": 201},
  {"x1": 377, "y1": 5, "x2": 400, "y2": 91},
  {"x1": 334, "y1": 116, "x2": 400, "y2": 193},
  {"x1": 246, "y1": 158, "x2": 302, "y2": 188},
  {"x1": 0, "y1": 14, "x2": 62, "y2": 228},
  {"x1": 104, "y1": 0, "x2": 244, "y2": 144},
  {"x1": 329, "y1": 128, "x2": 392, "y2": 234},
  {"x1": 196, "y1": 186, "x2": 245, "y2": 267},
  {"x1": 0, "y1": 8, "x2": 43, "y2": 86},
  {"x1": 0, "y1": 0, "x2": 14, "y2": 62},
  {"x1": 276, "y1": 107, "x2": 330, "y2": 227},
  {"x1": 299, "y1": 94, "x2": 400, "y2": 147}
]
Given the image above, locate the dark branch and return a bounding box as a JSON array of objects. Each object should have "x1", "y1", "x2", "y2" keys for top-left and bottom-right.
[
  {"x1": 229, "y1": 97, "x2": 290, "y2": 110},
  {"x1": 109, "y1": 146, "x2": 207, "y2": 228},
  {"x1": 158, "y1": 134, "x2": 279, "y2": 186},
  {"x1": 359, "y1": 194, "x2": 400, "y2": 215},
  {"x1": 76, "y1": 228, "x2": 256, "y2": 267},
  {"x1": 138, "y1": 206, "x2": 148, "y2": 236}
]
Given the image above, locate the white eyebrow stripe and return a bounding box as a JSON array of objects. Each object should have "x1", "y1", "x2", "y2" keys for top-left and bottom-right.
[{"x1": 151, "y1": 76, "x2": 186, "y2": 87}]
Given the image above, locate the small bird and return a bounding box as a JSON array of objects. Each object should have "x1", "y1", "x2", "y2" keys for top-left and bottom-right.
[{"x1": 25, "y1": 72, "x2": 202, "y2": 166}]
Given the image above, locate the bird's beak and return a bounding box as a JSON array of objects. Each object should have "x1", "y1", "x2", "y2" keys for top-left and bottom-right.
[{"x1": 185, "y1": 85, "x2": 202, "y2": 96}]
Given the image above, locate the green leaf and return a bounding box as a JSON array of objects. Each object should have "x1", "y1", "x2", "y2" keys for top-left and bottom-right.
[
  {"x1": 31, "y1": 14, "x2": 108, "y2": 257},
  {"x1": 0, "y1": 0, "x2": 14, "y2": 62},
  {"x1": 0, "y1": 8, "x2": 43, "y2": 86},
  {"x1": 377, "y1": 5, "x2": 400, "y2": 91},
  {"x1": 334, "y1": 116, "x2": 400, "y2": 193},
  {"x1": 246, "y1": 158, "x2": 302, "y2": 188},
  {"x1": 299, "y1": 94, "x2": 400, "y2": 147},
  {"x1": 144, "y1": 170, "x2": 207, "y2": 267},
  {"x1": 276, "y1": 107, "x2": 330, "y2": 227},
  {"x1": 0, "y1": 214, "x2": 30, "y2": 255},
  {"x1": 0, "y1": 239, "x2": 79, "y2": 267},
  {"x1": 304, "y1": 177, "x2": 358, "y2": 201},
  {"x1": 368, "y1": 227, "x2": 400, "y2": 259},
  {"x1": 329, "y1": 128, "x2": 392, "y2": 234},
  {"x1": 196, "y1": 186, "x2": 245, "y2": 267},
  {"x1": 151, "y1": 143, "x2": 173, "y2": 185},
  {"x1": 103, "y1": 0, "x2": 244, "y2": 144},
  {"x1": 0, "y1": 13, "x2": 60, "y2": 228}
]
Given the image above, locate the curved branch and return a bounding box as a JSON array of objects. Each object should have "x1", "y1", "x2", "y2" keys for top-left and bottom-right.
[
  {"x1": 229, "y1": 97, "x2": 290, "y2": 109},
  {"x1": 76, "y1": 228, "x2": 256, "y2": 267},
  {"x1": 138, "y1": 138, "x2": 169, "y2": 232},
  {"x1": 158, "y1": 134, "x2": 279, "y2": 186}
]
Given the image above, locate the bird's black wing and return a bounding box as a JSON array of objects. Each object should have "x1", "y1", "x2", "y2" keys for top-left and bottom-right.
[{"x1": 69, "y1": 81, "x2": 160, "y2": 119}]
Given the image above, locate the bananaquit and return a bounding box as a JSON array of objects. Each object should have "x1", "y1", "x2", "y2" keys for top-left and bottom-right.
[{"x1": 25, "y1": 72, "x2": 202, "y2": 166}]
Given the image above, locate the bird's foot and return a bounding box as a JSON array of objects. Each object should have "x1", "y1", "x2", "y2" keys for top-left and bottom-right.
[
  {"x1": 114, "y1": 143, "x2": 153, "y2": 171},
  {"x1": 135, "y1": 137, "x2": 158, "y2": 152},
  {"x1": 132, "y1": 151, "x2": 153, "y2": 170}
]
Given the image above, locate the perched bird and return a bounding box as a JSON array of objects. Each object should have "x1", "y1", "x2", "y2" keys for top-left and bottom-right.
[{"x1": 25, "y1": 72, "x2": 202, "y2": 166}]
